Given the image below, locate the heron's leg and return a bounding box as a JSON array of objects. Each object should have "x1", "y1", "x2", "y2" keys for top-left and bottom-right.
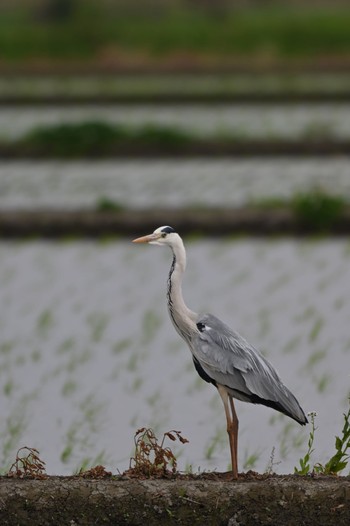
[
  {"x1": 229, "y1": 394, "x2": 239, "y2": 474},
  {"x1": 217, "y1": 385, "x2": 239, "y2": 479}
]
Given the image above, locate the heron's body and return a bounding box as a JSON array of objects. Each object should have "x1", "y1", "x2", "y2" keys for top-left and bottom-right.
[{"x1": 133, "y1": 226, "x2": 308, "y2": 478}]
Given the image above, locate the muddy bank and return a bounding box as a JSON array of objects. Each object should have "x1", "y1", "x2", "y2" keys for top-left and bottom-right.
[
  {"x1": 2, "y1": 58, "x2": 350, "y2": 75},
  {"x1": 0, "y1": 475, "x2": 349, "y2": 525},
  {"x1": 1, "y1": 139, "x2": 350, "y2": 159},
  {"x1": 3, "y1": 93, "x2": 350, "y2": 105},
  {"x1": 0, "y1": 208, "x2": 349, "y2": 238}
]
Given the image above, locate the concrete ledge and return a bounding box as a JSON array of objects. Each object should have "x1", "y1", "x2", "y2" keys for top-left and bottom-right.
[{"x1": 0, "y1": 475, "x2": 349, "y2": 525}]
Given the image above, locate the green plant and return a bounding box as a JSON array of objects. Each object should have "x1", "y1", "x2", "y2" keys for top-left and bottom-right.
[
  {"x1": 134, "y1": 125, "x2": 191, "y2": 146},
  {"x1": 315, "y1": 406, "x2": 350, "y2": 475},
  {"x1": 293, "y1": 189, "x2": 345, "y2": 231},
  {"x1": 2, "y1": 5, "x2": 350, "y2": 61},
  {"x1": 294, "y1": 411, "x2": 317, "y2": 475},
  {"x1": 96, "y1": 197, "x2": 124, "y2": 212},
  {"x1": 23, "y1": 122, "x2": 119, "y2": 156},
  {"x1": 295, "y1": 404, "x2": 350, "y2": 476}
]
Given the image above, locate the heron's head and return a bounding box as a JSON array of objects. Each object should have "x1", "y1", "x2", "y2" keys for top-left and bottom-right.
[{"x1": 132, "y1": 226, "x2": 179, "y2": 247}]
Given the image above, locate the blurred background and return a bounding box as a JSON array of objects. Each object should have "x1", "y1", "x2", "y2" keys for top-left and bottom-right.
[{"x1": 0, "y1": 0, "x2": 350, "y2": 476}]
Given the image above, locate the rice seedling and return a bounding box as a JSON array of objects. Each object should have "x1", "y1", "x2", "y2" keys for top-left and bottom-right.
[
  {"x1": 141, "y1": 309, "x2": 162, "y2": 345},
  {"x1": 278, "y1": 422, "x2": 295, "y2": 460},
  {"x1": 60, "y1": 394, "x2": 105, "y2": 465},
  {"x1": 0, "y1": 341, "x2": 13, "y2": 355},
  {"x1": 87, "y1": 311, "x2": 109, "y2": 342},
  {"x1": 56, "y1": 337, "x2": 75, "y2": 355},
  {"x1": 112, "y1": 338, "x2": 132, "y2": 355},
  {"x1": 301, "y1": 122, "x2": 336, "y2": 141},
  {"x1": 62, "y1": 379, "x2": 78, "y2": 396},
  {"x1": 316, "y1": 373, "x2": 332, "y2": 393},
  {"x1": 3, "y1": 379, "x2": 14, "y2": 396},
  {"x1": 204, "y1": 427, "x2": 227, "y2": 461},
  {"x1": 31, "y1": 349, "x2": 41, "y2": 362},
  {"x1": 131, "y1": 376, "x2": 143, "y2": 392},
  {"x1": 305, "y1": 348, "x2": 327, "y2": 371},
  {"x1": 308, "y1": 318, "x2": 324, "y2": 342},
  {"x1": 243, "y1": 450, "x2": 260, "y2": 470},
  {"x1": 282, "y1": 335, "x2": 301, "y2": 354},
  {"x1": 37, "y1": 309, "x2": 54, "y2": 334},
  {"x1": 65, "y1": 348, "x2": 92, "y2": 374},
  {"x1": 1, "y1": 401, "x2": 29, "y2": 467},
  {"x1": 256, "y1": 307, "x2": 271, "y2": 339}
]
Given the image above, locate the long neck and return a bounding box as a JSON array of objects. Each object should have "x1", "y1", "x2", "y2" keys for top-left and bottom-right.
[{"x1": 166, "y1": 239, "x2": 197, "y2": 344}]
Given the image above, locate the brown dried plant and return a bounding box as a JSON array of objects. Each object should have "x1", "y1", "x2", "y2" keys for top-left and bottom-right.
[
  {"x1": 7, "y1": 447, "x2": 47, "y2": 479},
  {"x1": 125, "y1": 427, "x2": 189, "y2": 478},
  {"x1": 78, "y1": 465, "x2": 112, "y2": 478}
]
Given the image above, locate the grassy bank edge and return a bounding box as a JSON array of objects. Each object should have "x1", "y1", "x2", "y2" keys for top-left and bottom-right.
[{"x1": 0, "y1": 203, "x2": 349, "y2": 238}]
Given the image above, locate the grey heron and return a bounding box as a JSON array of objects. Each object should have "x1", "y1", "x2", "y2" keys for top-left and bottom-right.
[{"x1": 133, "y1": 226, "x2": 308, "y2": 478}]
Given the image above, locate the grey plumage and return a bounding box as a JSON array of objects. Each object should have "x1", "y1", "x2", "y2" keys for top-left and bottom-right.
[
  {"x1": 193, "y1": 313, "x2": 307, "y2": 424},
  {"x1": 133, "y1": 226, "x2": 308, "y2": 477}
]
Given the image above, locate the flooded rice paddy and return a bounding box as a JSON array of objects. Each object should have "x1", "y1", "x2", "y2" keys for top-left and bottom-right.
[
  {"x1": 1, "y1": 96, "x2": 349, "y2": 475},
  {"x1": 0, "y1": 238, "x2": 349, "y2": 475},
  {"x1": 2, "y1": 103, "x2": 350, "y2": 140},
  {"x1": 0, "y1": 157, "x2": 349, "y2": 211}
]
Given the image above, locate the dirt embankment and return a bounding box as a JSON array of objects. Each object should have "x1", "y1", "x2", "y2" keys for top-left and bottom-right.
[
  {"x1": 1, "y1": 208, "x2": 350, "y2": 238},
  {"x1": 0, "y1": 474, "x2": 349, "y2": 525},
  {"x1": 1, "y1": 139, "x2": 350, "y2": 159}
]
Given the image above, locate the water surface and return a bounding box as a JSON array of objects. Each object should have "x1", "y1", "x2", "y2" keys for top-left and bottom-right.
[
  {"x1": 0, "y1": 158, "x2": 348, "y2": 211},
  {"x1": 0, "y1": 239, "x2": 349, "y2": 475},
  {"x1": 1, "y1": 103, "x2": 350, "y2": 140}
]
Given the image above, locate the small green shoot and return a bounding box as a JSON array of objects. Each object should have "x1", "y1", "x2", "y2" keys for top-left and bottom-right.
[
  {"x1": 315, "y1": 406, "x2": 350, "y2": 475},
  {"x1": 294, "y1": 411, "x2": 317, "y2": 475},
  {"x1": 295, "y1": 404, "x2": 350, "y2": 475}
]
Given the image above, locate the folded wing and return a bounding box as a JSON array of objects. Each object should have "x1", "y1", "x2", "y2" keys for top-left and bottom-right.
[{"x1": 193, "y1": 313, "x2": 307, "y2": 425}]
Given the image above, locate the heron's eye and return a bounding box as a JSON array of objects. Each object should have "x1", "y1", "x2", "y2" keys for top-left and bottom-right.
[{"x1": 161, "y1": 233, "x2": 167, "y2": 238}]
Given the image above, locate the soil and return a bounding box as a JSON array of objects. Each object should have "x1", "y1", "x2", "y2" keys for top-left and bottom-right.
[
  {"x1": 1, "y1": 139, "x2": 350, "y2": 159},
  {"x1": 1, "y1": 208, "x2": 350, "y2": 238}
]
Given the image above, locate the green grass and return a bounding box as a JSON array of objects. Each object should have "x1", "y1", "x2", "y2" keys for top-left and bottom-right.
[
  {"x1": 253, "y1": 190, "x2": 347, "y2": 232},
  {"x1": 293, "y1": 190, "x2": 346, "y2": 231},
  {"x1": 22, "y1": 122, "x2": 125, "y2": 157},
  {"x1": 1, "y1": 4, "x2": 350, "y2": 61},
  {"x1": 16, "y1": 122, "x2": 192, "y2": 156},
  {"x1": 9, "y1": 120, "x2": 350, "y2": 158}
]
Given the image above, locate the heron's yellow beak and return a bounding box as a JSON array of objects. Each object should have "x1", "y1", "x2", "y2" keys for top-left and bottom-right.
[{"x1": 132, "y1": 233, "x2": 158, "y2": 243}]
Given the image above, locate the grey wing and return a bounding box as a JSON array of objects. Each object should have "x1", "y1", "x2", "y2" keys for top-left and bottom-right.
[{"x1": 194, "y1": 313, "x2": 307, "y2": 424}]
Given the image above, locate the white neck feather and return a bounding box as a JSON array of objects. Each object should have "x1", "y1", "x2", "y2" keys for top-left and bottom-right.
[{"x1": 166, "y1": 236, "x2": 197, "y2": 342}]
